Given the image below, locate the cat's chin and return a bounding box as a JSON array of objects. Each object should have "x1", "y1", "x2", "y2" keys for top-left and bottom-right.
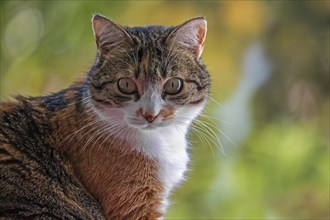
[
  {"x1": 126, "y1": 122, "x2": 160, "y2": 131},
  {"x1": 126, "y1": 117, "x2": 169, "y2": 131},
  {"x1": 129, "y1": 124, "x2": 156, "y2": 131}
]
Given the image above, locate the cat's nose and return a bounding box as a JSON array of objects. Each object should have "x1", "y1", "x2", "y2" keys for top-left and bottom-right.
[{"x1": 143, "y1": 113, "x2": 157, "y2": 123}]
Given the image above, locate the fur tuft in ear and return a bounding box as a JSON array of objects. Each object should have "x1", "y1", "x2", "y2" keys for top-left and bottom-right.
[
  {"x1": 92, "y1": 14, "x2": 133, "y2": 55},
  {"x1": 166, "y1": 17, "x2": 207, "y2": 59}
]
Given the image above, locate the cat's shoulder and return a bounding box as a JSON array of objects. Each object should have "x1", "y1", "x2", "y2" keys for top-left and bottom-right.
[{"x1": 0, "y1": 96, "x2": 51, "y2": 140}]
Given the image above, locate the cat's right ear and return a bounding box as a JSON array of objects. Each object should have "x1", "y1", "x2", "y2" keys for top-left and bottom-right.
[{"x1": 92, "y1": 14, "x2": 133, "y2": 56}]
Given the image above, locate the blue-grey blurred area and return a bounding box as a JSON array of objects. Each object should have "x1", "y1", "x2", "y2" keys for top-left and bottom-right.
[{"x1": 0, "y1": 1, "x2": 329, "y2": 219}]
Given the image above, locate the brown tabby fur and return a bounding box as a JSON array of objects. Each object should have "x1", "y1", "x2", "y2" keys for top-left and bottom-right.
[
  {"x1": 0, "y1": 14, "x2": 209, "y2": 219},
  {"x1": 0, "y1": 83, "x2": 163, "y2": 219},
  {"x1": 0, "y1": 96, "x2": 104, "y2": 219}
]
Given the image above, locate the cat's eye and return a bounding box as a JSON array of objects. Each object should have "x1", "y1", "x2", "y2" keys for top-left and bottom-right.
[
  {"x1": 118, "y1": 78, "x2": 137, "y2": 94},
  {"x1": 164, "y1": 78, "x2": 183, "y2": 95}
]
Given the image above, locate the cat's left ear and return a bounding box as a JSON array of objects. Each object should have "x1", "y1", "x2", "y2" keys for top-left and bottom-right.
[{"x1": 166, "y1": 17, "x2": 207, "y2": 59}]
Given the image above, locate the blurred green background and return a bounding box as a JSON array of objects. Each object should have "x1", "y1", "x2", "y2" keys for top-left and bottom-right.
[{"x1": 0, "y1": 1, "x2": 329, "y2": 219}]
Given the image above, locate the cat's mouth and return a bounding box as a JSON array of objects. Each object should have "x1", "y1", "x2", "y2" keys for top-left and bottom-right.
[{"x1": 125, "y1": 117, "x2": 165, "y2": 130}]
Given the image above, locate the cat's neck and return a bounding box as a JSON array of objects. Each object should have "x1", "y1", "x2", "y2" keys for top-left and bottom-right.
[{"x1": 43, "y1": 83, "x2": 189, "y2": 219}]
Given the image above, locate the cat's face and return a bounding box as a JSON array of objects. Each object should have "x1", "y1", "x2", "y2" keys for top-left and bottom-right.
[{"x1": 88, "y1": 15, "x2": 209, "y2": 130}]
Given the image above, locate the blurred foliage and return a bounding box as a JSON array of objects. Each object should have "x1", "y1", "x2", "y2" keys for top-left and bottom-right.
[{"x1": 0, "y1": 1, "x2": 329, "y2": 219}]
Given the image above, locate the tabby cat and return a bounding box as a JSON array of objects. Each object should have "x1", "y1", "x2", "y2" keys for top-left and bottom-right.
[{"x1": 0, "y1": 14, "x2": 209, "y2": 219}]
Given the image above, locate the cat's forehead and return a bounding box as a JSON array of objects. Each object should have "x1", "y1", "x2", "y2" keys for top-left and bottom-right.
[
  {"x1": 125, "y1": 25, "x2": 174, "y2": 42},
  {"x1": 122, "y1": 26, "x2": 177, "y2": 80}
]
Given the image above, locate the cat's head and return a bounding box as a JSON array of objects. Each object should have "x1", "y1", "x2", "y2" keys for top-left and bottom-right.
[{"x1": 88, "y1": 14, "x2": 209, "y2": 131}]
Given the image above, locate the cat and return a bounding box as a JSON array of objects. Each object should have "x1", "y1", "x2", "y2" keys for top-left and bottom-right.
[{"x1": 0, "y1": 14, "x2": 209, "y2": 220}]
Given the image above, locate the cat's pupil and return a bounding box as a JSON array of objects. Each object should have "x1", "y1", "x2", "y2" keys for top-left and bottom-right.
[
  {"x1": 118, "y1": 78, "x2": 136, "y2": 94},
  {"x1": 164, "y1": 78, "x2": 182, "y2": 95}
]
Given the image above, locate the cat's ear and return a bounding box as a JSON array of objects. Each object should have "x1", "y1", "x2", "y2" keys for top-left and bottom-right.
[
  {"x1": 166, "y1": 17, "x2": 207, "y2": 59},
  {"x1": 92, "y1": 14, "x2": 133, "y2": 55}
]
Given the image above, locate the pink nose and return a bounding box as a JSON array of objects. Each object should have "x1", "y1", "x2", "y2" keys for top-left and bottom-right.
[{"x1": 144, "y1": 113, "x2": 156, "y2": 123}]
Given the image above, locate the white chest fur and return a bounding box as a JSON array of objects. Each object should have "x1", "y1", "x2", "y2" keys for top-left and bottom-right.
[{"x1": 133, "y1": 125, "x2": 190, "y2": 211}]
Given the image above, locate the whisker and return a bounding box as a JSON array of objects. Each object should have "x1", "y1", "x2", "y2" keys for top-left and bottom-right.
[
  {"x1": 208, "y1": 96, "x2": 227, "y2": 112},
  {"x1": 191, "y1": 126, "x2": 215, "y2": 158},
  {"x1": 95, "y1": 120, "x2": 127, "y2": 152},
  {"x1": 59, "y1": 115, "x2": 97, "y2": 147},
  {"x1": 193, "y1": 119, "x2": 226, "y2": 155},
  {"x1": 200, "y1": 119, "x2": 237, "y2": 147},
  {"x1": 78, "y1": 122, "x2": 107, "y2": 151},
  {"x1": 198, "y1": 113, "x2": 231, "y2": 125}
]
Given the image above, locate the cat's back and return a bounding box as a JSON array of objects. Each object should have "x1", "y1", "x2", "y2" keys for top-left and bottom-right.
[{"x1": 0, "y1": 98, "x2": 104, "y2": 219}]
